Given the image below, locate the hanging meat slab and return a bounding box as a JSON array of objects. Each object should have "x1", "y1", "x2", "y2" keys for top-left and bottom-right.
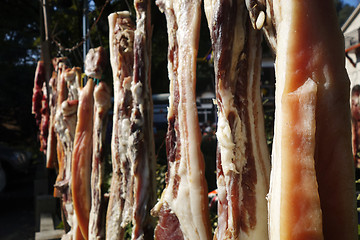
[
  {"x1": 47, "y1": 57, "x2": 68, "y2": 169},
  {"x1": 89, "y1": 82, "x2": 111, "y2": 240},
  {"x1": 151, "y1": 0, "x2": 212, "y2": 239},
  {"x1": 204, "y1": 0, "x2": 270, "y2": 238},
  {"x1": 46, "y1": 70, "x2": 58, "y2": 169},
  {"x1": 52, "y1": 63, "x2": 84, "y2": 239},
  {"x1": 253, "y1": 0, "x2": 358, "y2": 239},
  {"x1": 107, "y1": 7, "x2": 156, "y2": 238},
  {"x1": 54, "y1": 62, "x2": 69, "y2": 198},
  {"x1": 32, "y1": 61, "x2": 46, "y2": 124},
  {"x1": 72, "y1": 78, "x2": 95, "y2": 239},
  {"x1": 106, "y1": 11, "x2": 136, "y2": 239},
  {"x1": 32, "y1": 60, "x2": 50, "y2": 154},
  {"x1": 131, "y1": 0, "x2": 157, "y2": 238}
]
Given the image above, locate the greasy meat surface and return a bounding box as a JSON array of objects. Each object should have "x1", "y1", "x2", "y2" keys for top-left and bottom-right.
[
  {"x1": 262, "y1": 1, "x2": 357, "y2": 239},
  {"x1": 72, "y1": 79, "x2": 95, "y2": 239},
  {"x1": 151, "y1": 0, "x2": 212, "y2": 238}
]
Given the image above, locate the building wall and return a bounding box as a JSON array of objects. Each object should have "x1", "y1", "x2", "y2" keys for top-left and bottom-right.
[{"x1": 344, "y1": 6, "x2": 360, "y2": 89}]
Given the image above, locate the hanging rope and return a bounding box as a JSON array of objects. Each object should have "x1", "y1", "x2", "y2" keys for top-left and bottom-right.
[{"x1": 52, "y1": 0, "x2": 110, "y2": 53}]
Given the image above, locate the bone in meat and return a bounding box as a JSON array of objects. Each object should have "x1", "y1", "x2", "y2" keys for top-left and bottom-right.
[
  {"x1": 204, "y1": 0, "x2": 270, "y2": 238},
  {"x1": 151, "y1": 0, "x2": 212, "y2": 239},
  {"x1": 89, "y1": 82, "x2": 111, "y2": 240},
  {"x1": 259, "y1": 1, "x2": 357, "y2": 239},
  {"x1": 106, "y1": 11, "x2": 135, "y2": 239},
  {"x1": 245, "y1": 0, "x2": 276, "y2": 54},
  {"x1": 72, "y1": 79, "x2": 95, "y2": 239}
]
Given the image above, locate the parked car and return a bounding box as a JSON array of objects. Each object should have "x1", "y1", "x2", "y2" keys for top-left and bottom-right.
[{"x1": 152, "y1": 93, "x2": 170, "y2": 131}]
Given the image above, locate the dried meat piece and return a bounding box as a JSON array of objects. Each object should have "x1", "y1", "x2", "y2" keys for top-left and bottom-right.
[
  {"x1": 32, "y1": 61, "x2": 50, "y2": 154},
  {"x1": 131, "y1": 0, "x2": 157, "y2": 238},
  {"x1": 204, "y1": 0, "x2": 270, "y2": 238},
  {"x1": 106, "y1": 11, "x2": 136, "y2": 240},
  {"x1": 46, "y1": 70, "x2": 59, "y2": 169},
  {"x1": 258, "y1": 1, "x2": 357, "y2": 239},
  {"x1": 89, "y1": 82, "x2": 111, "y2": 240},
  {"x1": 72, "y1": 79, "x2": 95, "y2": 239},
  {"x1": 151, "y1": 0, "x2": 212, "y2": 238}
]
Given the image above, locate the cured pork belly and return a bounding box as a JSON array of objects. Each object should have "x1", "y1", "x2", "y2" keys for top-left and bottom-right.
[
  {"x1": 55, "y1": 67, "x2": 81, "y2": 191},
  {"x1": 107, "y1": 8, "x2": 156, "y2": 239},
  {"x1": 131, "y1": 0, "x2": 157, "y2": 238},
  {"x1": 89, "y1": 82, "x2": 111, "y2": 240},
  {"x1": 47, "y1": 57, "x2": 68, "y2": 169},
  {"x1": 53, "y1": 64, "x2": 83, "y2": 239},
  {"x1": 72, "y1": 79, "x2": 95, "y2": 239},
  {"x1": 54, "y1": 63, "x2": 69, "y2": 197},
  {"x1": 204, "y1": 0, "x2": 270, "y2": 239},
  {"x1": 107, "y1": 12, "x2": 136, "y2": 239},
  {"x1": 151, "y1": 0, "x2": 212, "y2": 239},
  {"x1": 251, "y1": 0, "x2": 358, "y2": 239}
]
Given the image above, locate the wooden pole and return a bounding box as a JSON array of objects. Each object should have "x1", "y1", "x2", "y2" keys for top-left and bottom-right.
[{"x1": 41, "y1": 0, "x2": 52, "y2": 83}]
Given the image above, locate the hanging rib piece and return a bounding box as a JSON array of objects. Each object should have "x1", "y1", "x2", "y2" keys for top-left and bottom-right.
[
  {"x1": 204, "y1": 0, "x2": 270, "y2": 239},
  {"x1": 151, "y1": 0, "x2": 212, "y2": 239},
  {"x1": 107, "y1": 8, "x2": 156, "y2": 239}
]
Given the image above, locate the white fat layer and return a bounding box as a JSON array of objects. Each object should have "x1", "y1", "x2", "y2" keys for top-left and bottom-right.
[
  {"x1": 130, "y1": 81, "x2": 144, "y2": 129},
  {"x1": 153, "y1": 0, "x2": 210, "y2": 239},
  {"x1": 246, "y1": 28, "x2": 271, "y2": 239},
  {"x1": 268, "y1": 1, "x2": 292, "y2": 239},
  {"x1": 215, "y1": 2, "x2": 246, "y2": 233},
  {"x1": 107, "y1": 11, "x2": 134, "y2": 238},
  {"x1": 203, "y1": 0, "x2": 215, "y2": 29},
  {"x1": 204, "y1": 0, "x2": 270, "y2": 238},
  {"x1": 108, "y1": 11, "x2": 131, "y2": 85},
  {"x1": 106, "y1": 197, "x2": 123, "y2": 239}
]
